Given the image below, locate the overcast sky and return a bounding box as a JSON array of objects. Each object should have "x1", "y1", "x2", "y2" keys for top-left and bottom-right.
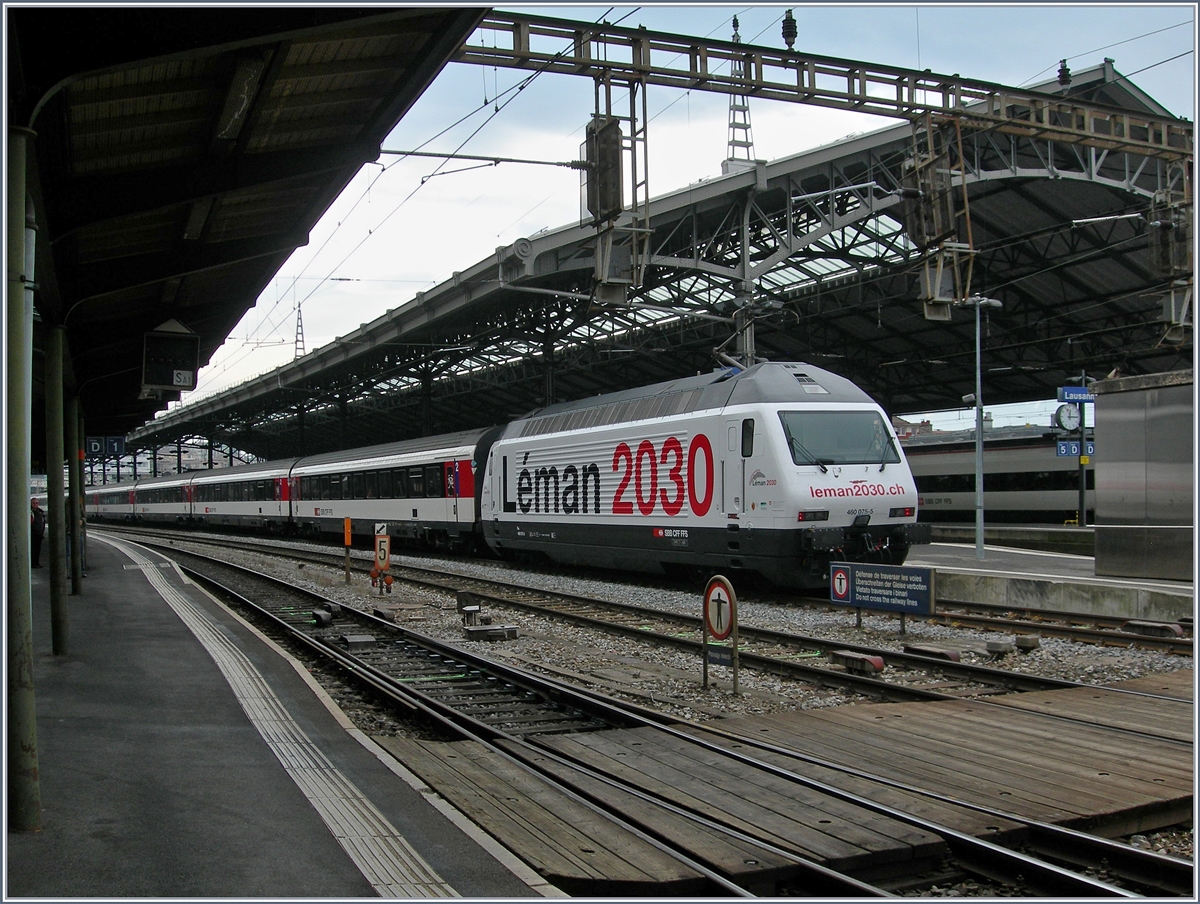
[{"x1": 179, "y1": 3, "x2": 1196, "y2": 427}]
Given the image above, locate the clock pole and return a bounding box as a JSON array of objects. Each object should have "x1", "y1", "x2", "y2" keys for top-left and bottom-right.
[{"x1": 1077, "y1": 396, "x2": 1086, "y2": 527}]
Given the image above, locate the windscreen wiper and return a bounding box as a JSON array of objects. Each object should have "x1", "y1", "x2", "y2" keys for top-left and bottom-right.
[
  {"x1": 879, "y1": 434, "x2": 898, "y2": 472},
  {"x1": 789, "y1": 436, "x2": 829, "y2": 473}
]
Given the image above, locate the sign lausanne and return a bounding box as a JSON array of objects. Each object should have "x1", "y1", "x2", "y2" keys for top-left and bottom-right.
[{"x1": 1057, "y1": 386, "x2": 1095, "y2": 403}]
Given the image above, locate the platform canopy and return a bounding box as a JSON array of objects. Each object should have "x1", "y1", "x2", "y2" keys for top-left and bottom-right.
[{"x1": 9, "y1": 6, "x2": 486, "y2": 463}]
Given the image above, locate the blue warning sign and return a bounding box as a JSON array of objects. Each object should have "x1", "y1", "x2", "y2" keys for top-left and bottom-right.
[{"x1": 829, "y1": 563, "x2": 934, "y2": 615}]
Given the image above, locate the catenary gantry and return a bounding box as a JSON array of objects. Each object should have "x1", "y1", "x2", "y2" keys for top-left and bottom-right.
[{"x1": 109, "y1": 15, "x2": 1192, "y2": 464}]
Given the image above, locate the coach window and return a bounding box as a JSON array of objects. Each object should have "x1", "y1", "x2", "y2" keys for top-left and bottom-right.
[
  {"x1": 741, "y1": 418, "x2": 754, "y2": 458},
  {"x1": 379, "y1": 469, "x2": 392, "y2": 499},
  {"x1": 352, "y1": 472, "x2": 365, "y2": 499},
  {"x1": 365, "y1": 471, "x2": 378, "y2": 499},
  {"x1": 425, "y1": 465, "x2": 444, "y2": 497},
  {"x1": 393, "y1": 469, "x2": 407, "y2": 498},
  {"x1": 327, "y1": 475, "x2": 340, "y2": 499},
  {"x1": 256, "y1": 480, "x2": 267, "y2": 501},
  {"x1": 408, "y1": 468, "x2": 425, "y2": 497}
]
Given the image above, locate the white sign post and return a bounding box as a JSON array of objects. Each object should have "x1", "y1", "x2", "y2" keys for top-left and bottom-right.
[
  {"x1": 702, "y1": 575, "x2": 739, "y2": 695},
  {"x1": 374, "y1": 525, "x2": 391, "y2": 596}
]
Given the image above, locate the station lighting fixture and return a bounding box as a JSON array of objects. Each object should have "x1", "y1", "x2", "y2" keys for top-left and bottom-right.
[{"x1": 956, "y1": 294, "x2": 1003, "y2": 559}]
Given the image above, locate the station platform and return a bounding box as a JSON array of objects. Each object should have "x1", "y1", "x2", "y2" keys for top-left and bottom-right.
[
  {"x1": 908, "y1": 540, "x2": 1193, "y2": 624},
  {"x1": 6, "y1": 534, "x2": 556, "y2": 899}
]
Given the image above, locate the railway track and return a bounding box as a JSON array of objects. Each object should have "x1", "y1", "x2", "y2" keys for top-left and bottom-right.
[
  {"x1": 133, "y1": 536, "x2": 1190, "y2": 897},
  {"x1": 106, "y1": 526, "x2": 1191, "y2": 711},
  {"x1": 97, "y1": 523, "x2": 1193, "y2": 656}
]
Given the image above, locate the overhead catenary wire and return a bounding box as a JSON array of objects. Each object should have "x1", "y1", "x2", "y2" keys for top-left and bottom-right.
[
  {"x1": 202, "y1": 9, "x2": 630, "y2": 387},
  {"x1": 184, "y1": 12, "x2": 1192, "y2": 401},
  {"x1": 1019, "y1": 19, "x2": 1193, "y2": 86}
]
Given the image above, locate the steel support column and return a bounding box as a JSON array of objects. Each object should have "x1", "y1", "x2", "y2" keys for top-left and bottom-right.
[
  {"x1": 67, "y1": 397, "x2": 83, "y2": 593},
  {"x1": 7, "y1": 125, "x2": 42, "y2": 832},
  {"x1": 78, "y1": 409, "x2": 89, "y2": 577},
  {"x1": 46, "y1": 325, "x2": 69, "y2": 651}
]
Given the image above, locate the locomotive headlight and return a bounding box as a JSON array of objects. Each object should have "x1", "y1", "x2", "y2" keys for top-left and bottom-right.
[
  {"x1": 797, "y1": 510, "x2": 829, "y2": 522},
  {"x1": 889, "y1": 506, "x2": 915, "y2": 518}
]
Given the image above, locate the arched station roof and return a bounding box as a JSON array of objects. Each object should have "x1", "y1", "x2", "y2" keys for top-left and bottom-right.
[
  {"x1": 128, "y1": 58, "x2": 1192, "y2": 463},
  {"x1": 9, "y1": 6, "x2": 486, "y2": 467}
]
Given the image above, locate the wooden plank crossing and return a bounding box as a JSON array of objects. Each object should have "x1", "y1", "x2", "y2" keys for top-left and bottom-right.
[
  {"x1": 373, "y1": 736, "x2": 800, "y2": 895},
  {"x1": 536, "y1": 728, "x2": 949, "y2": 873},
  {"x1": 706, "y1": 679, "x2": 1192, "y2": 838},
  {"x1": 373, "y1": 736, "x2": 705, "y2": 895},
  {"x1": 1105, "y1": 667, "x2": 1194, "y2": 700},
  {"x1": 988, "y1": 685, "x2": 1192, "y2": 741}
]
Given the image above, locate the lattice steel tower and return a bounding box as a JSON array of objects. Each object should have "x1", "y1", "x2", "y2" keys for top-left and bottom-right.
[{"x1": 722, "y1": 16, "x2": 755, "y2": 174}]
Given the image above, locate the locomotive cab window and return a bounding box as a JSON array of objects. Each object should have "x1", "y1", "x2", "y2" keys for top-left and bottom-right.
[
  {"x1": 778, "y1": 411, "x2": 900, "y2": 466},
  {"x1": 741, "y1": 418, "x2": 755, "y2": 458}
]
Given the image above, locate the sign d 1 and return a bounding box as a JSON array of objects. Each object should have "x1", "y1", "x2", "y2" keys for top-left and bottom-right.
[{"x1": 1056, "y1": 440, "x2": 1095, "y2": 457}]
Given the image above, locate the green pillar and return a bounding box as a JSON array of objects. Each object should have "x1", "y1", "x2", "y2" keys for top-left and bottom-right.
[
  {"x1": 46, "y1": 325, "x2": 68, "y2": 653},
  {"x1": 66, "y1": 396, "x2": 83, "y2": 593},
  {"x1": 7, "y1": 125, "x2": 42, "y2": 832}
]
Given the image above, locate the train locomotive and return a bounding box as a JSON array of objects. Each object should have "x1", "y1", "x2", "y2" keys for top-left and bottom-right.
[{"x1": 87, "y1": 362, "x2": 931, "y2": 589}]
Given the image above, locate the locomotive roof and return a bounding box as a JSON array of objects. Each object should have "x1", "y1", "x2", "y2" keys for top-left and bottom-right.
[{"x1": 511, "y1": 362, "x2": 875, "y2": 439}]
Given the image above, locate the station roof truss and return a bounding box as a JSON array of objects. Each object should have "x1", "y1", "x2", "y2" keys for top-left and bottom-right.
[
  {"x1": 126, "y1": 36, "x2": 1191, "y2": 462},
  {"x1": 10, "y1": 6, "x2": 486, "y2": 444}
]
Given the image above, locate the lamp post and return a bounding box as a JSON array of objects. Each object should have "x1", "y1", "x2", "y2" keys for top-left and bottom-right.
[{"x1": 958, "y1": 295, "x2": 1003, "y2": 559}]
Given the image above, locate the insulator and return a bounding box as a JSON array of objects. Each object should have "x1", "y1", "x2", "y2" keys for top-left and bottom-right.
[{"x1": 782, "y1": 10, "x2": 797, "y2": 50}]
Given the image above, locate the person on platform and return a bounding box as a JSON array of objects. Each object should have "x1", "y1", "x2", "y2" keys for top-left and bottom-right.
[{"x1": 30, "y1": 498, "x2": 45, "y2": 568}]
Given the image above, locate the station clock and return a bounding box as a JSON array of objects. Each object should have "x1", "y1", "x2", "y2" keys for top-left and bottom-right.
[{"x1": 1054, "y1": 403, "x2": 1082, "y2": 432}]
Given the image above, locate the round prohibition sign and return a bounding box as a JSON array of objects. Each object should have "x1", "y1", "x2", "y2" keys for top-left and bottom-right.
[
  {"x1": 831, "y1": 565, "x2": 851, "y2": 602},
  {"x1": 704, "y1": 575, "x2": 737, "y2": 641}
]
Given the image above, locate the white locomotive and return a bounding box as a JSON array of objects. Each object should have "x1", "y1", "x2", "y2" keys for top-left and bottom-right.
[
  {"x1": 86, "y1": 362, "x2": 930, "y2": 588},
  {"x1": 480, "y1": 362, "x2": 928, "y2": 587}
]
